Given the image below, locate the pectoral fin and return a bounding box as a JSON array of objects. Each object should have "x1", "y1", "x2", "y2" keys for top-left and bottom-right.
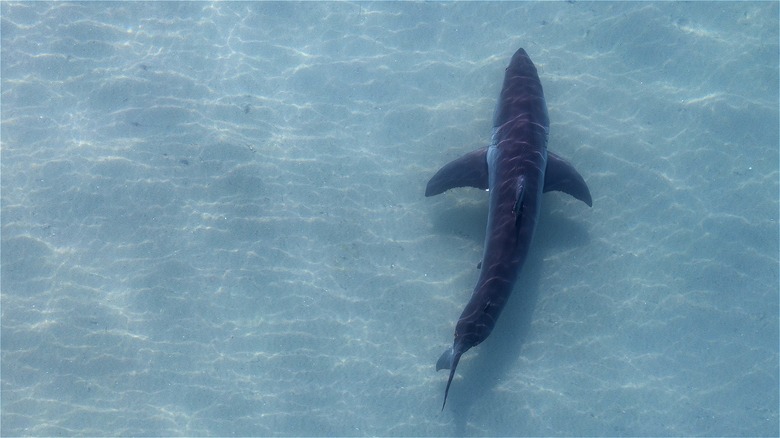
[
  {"x1": 425, "y1": 147, "x2": 489, "y2": 197},
  {"x1": 544, "y1": 151, "x2": 593, "y2": 207}
]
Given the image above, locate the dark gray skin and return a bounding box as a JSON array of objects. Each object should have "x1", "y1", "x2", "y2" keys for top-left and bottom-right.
[{"x1": 425, "y1": 48, "x2": 592, "y2": 410}]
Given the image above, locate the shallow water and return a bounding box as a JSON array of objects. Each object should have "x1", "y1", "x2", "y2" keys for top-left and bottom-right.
[{"x1": 1, "y1": 2, "x2": 778, "y2": 436}]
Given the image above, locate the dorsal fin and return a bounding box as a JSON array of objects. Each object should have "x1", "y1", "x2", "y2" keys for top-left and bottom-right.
[{"x1": 513, "y1": 175, "x2": 526, "y2": 227}]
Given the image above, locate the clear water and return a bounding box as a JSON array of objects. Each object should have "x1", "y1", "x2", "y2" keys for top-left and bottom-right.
[{"x1": 1, "y1": 2, "x2": 777, "y2": 436}]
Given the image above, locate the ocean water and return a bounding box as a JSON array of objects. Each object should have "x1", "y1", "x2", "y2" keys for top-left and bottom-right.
[{"x1": 1, "y1": 1, "x2": 778, "y2": 436}]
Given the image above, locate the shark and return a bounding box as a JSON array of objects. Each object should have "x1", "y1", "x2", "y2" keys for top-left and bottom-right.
[{"x1": 425, "y1": 48, "x2": 592, "y2": 410}]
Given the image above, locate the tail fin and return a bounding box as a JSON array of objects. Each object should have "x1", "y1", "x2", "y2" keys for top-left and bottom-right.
[{"x1": 436, "y1": 346, "x2": 463, "y2": 411}]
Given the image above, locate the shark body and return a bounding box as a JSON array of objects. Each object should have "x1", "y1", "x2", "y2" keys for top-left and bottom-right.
[{"x1": 426, "y1": 48, "x2": 592, "y2": 410}]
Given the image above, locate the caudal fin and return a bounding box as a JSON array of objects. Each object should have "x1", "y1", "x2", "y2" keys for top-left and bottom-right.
[{"x1": 436, "y1": 346, "x2": 463, "y2": 411}]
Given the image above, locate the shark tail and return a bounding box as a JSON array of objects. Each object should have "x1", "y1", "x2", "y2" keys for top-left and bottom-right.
[{"x1": 436, "y1": 346, "x2": 463, "y2": 411}]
